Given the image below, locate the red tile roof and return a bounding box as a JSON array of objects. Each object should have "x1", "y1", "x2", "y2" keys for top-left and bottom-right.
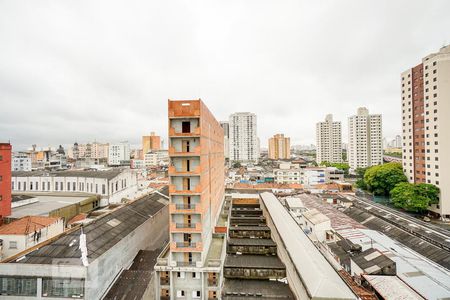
[
  {"x1": 68, "y1": 213, "x2": 87, "y2": 225},
  {"x1": 0, "y1": 216, "x2": 61, "y2": 235}
]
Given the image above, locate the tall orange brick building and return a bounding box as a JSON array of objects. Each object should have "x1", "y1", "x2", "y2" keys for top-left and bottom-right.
[
  {"x1": 0, "y1": 143, "x2": 12, "y2": 221},
  {"x1": 155, "y1": 99, "x2": 225, "y2": 299}
]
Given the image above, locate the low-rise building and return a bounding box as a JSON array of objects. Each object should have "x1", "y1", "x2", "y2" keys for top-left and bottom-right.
[
  {"x1": 0, "y1": 190, "x2": 169, "y2": 300},
  {"x1": 301, "y1": 208, "x2": 332, "y2": 242},
  {"x1": 11, "y1": 169, "x2": 137, "y2": 206},
  {"x1": 0, "y1": 216, "x2": 64, "y2": 260},
  {"x1": 273, "y1": 163, "x2": 304, "y2": 185},
  {"x1": 350, "y1": 248, "x2": 396, "y2": 279},
  {"x1": 303, "y1": 167, "x2": 344, "y2": 185},
  {"x1": 285, "y1": 197, "x2": 306, "y2": 216}
]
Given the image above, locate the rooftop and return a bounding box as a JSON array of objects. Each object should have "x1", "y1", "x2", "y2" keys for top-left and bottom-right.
[
  {"x1": 11, "y1": 195, "x2": 91, "y2": 218},
  {"x1": 224, "y1": 254, "x2": 285, "y2": 269},
  {"x1": 285, "y1": 197, "x2": 304, "y2": 209},
  {"x1": 363, "y1": 275, "x2": 424, "y2": 300},
  {"x1": 6, "y1": 191, "x2": 167, "y2": 265},
  {"x1": 302, "y1": 208, "x2": 330, "y2": 225},
  {"x1": 260, "y1": 192, "x2": 356, "y2": 300},
  {"x1": 223, "y1": 279, "x2": 294, "y2": 299},
  {"x1": 228, "y1": 238, "x2": 276, "y2": 247},
  {"x1": 351, "y1": 248, "x2": 395, "y2": 274},
  {"x1": 0, "y1": 216, "x2": 61, "y2": 235}
]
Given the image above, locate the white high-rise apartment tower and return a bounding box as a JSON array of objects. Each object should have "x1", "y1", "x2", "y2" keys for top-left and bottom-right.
[
  {"x1": 229, "y1": 112, "x2": 259, "y2": 164},
  {"x1": 401, "y1": 45, "x2": 450, "y2": 218},
  {"x1": 316, "y1": 114, "x2": 342, "y2": 164},
  {"x1": 348, "y1": 107, "x2": 382, "y2": 170},
  {"x1": 220, "y1": 121, "x2": 230, "y2": 159}
]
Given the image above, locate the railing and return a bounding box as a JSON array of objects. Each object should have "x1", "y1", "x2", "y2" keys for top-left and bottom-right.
[
  {"x1": 176, "y1": 223, "x2": 196, "y2": 228},
  {"x1": 176, "y1": 261, "x2": 197, "y2": 267},
  {"x1": 168, "y1": 146, "x2": 201, "y2": 156},
  {"x1": 176, "y1": 203, "x2": 196, "y2": 210},
  {"x1": 170, "y1": 222, "x2": 202, "y2": 232},
  {"x1": 170, "y1": 241, "x2": 203, "y2": 252},
  {"x1": 169, "y1": 184, "x2": 203, "y2": 194},
  {"x1": 169, "y1": 127, "x2": 201, "y2": 136},
  {"x1": 169, "y1": 165, "x2": 202, "y2": 175}
]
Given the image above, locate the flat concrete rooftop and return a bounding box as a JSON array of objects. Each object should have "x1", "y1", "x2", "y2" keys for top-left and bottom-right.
[
  {"x1": 225, "y1": 255, "x2": 285, "y2": 269},
  {"x1": 11, "y1": 195, "x2": 90, "y2": 218},
  {"x1": 223, "y1": 279, "x2": 294, "y2": 299}
]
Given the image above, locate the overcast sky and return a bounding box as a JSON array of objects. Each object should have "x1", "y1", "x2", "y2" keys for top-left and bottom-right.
[{"x1": 1, "y1": 0, "x2": 449, "y2": 150}]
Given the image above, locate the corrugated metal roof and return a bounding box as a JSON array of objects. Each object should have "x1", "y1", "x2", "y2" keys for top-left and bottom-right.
[
  {"x1": 8, "y1": 189, "x2": 167, "y2": 265},
  {"x1": 260, "y1": 192, "x2": 356, "y2": 300},
  {"x1": 363, "y1": 275, "x2": 424, "y2": 300}
]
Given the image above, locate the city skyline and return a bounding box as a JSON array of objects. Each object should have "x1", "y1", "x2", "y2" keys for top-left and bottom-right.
[{"x1": 1, "y1": 1, "x2": 450, "y2": 149}]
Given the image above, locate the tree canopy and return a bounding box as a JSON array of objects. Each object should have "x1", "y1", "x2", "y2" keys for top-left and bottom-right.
[
  {"x1": 390, "y1": 182, "x2": 440, "y2": 213},
  {"x1": 363, "y1": 162, "x2": 407, "y2": 196}
]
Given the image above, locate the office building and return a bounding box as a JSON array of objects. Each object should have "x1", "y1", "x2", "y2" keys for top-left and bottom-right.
[
  {"x1": 0, "y1": 143, "x2": 12, "y2": 221},
  {"x1": 229, "y1": 112, "x2": 259, "y2": 164},
  {"x1": 12, "y1": 152, "x2": 32, "y2": 171},
  {"x1": 401, "y1": 45, "x2": 450, "y2": 217},
  {"x1": 155, "y1": 99, "x2": 225, "y2": 299},
  {"x1": 108, "y1": 142, "x2": 130, "y2": 166},
  {"x1": 142, "y1": 132, "x2": 161, "y2": 155},
  {"x1": 220, "y1": 121, "x2": 230, "y2": 159},
  {"x1": 268, "y1": 134, "x2": 291, "y2": 160},
  {"x1": 316, "y1": 114, "x2": 342, "y2": 163},
  {"x1": 348, "y1": 108, "x2": 382, "y2": 170}
]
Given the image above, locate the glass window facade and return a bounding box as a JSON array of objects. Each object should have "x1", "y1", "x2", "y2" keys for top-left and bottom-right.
[{"x1": 0, "y1": 276, "x2": 37, "y2": 296}]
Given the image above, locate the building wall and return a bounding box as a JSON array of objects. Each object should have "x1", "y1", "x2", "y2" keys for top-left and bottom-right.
[
  {"x1": 229, "y1": 112, "x2": 258, "y2": 163},
  {"x1": 0, "y1": 219, "x2": 64, "y2": 260},
  {"x1": 12, "y1": 154, "x2": 32, "y2": 171},
  {"x1": 402, "y1": 45, "x2": 450, "y2": 217},
  {"x1": 348, "y1": 108, "x2": 382, "y2": 170},
  {"x1": 11, "y1": 170, "x2": 137, "y2": 205},
  {"x1": 0, "y1": 143, "x2": 12, "y2": 219},
  {"x1": 316, "y1": 114, "x2": 342, "y2": 164},
  {"x1": 108, "y1": 143, "x2": 130, "y2": 166},
  {"x1": 268, "y1": 134, "x2": 291, "y2": 160},
  {"x1": 143, "y1": 132, "x2": 161, "y2": 155}
]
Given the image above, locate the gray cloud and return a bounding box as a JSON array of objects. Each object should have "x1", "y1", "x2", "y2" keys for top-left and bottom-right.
[{"x1": 1, "y1": 0, "x2": 449, "y2": 150}]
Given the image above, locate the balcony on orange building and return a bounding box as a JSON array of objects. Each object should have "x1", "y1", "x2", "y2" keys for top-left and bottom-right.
[
  {"x1": 169, "y1": 184, "x2": 203, "y2": 195},
  {"x1": 170, "y1": 241, "x2": 203, "y2": 252},
  {"x1": 169, "y1": 146, "x2": 201, "y2": 157},
  {"x1": 168, "y1": 165, "x2": 202, "y2": 176},
  {"x1": 170, "y1": 222, "x2": 202, "y2": 233},
  {"x1": 169, "y1": 126, "x2": 201, "y2": 137},
  {"x1": 169, "y1": 203, "x2": 203, "y2": 214}
]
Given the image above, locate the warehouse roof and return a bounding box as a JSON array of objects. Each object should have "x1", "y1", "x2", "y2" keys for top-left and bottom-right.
[
  {"x1": 260, "y1": 192, "x2": 356, "y2": 300},
  {"x1": 224, "y1": 254, "x2": 285, "y2": 269},
  {"x1": 363, "y1": 275, "x2": 424, "y2": 300},
  {"x1": 351, "y1": 248, "x2": 395, "y2": 274},
  {"x1": 7, "y1": 190, "x2": 167, "y2": 265}
]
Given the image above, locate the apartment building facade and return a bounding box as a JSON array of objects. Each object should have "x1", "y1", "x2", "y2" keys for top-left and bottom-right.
[
  {"x1": 401, "y1": 45, "x2": 450, "y2": 217},
  {"x1": 316, "y1": 114, "x2": 342, "y2": 164},
  {"x1": 229, "y1": 112, "x2": 259, "y2": 164},
  {"x1": 0, "y1": 143, "x2": 12, "y2": 221},
  {"x1": 348, "y1": 107, "x2": 382, "y2": 170},
  {"x1": 143, "y1": 132, "x2": 161, "y2": 155},
  {"x1": 155, "y1": 99, "x2": 225, "y2": 299},
  {"x1": 108, "y1": 142, "x2": 130, "y2": 166},
  {"x1": 268, "y1": 134, "x2": 291, "y2": 160}
]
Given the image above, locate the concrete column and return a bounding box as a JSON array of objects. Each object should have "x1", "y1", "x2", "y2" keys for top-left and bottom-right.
[{"x1": 36, "y1": 277, "x2": 42, "y2": 299}]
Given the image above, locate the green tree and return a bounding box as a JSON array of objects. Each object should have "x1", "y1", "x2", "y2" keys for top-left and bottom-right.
[
  {"x1": 364, "y1": 162, "x2": 407, "y2": 196},
  {"x1": 390, "y1": 182, "x2": 440, "y2": 213},
  {"x1": 232, "y1": 161, "x2": 241, "y2": 168}
]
